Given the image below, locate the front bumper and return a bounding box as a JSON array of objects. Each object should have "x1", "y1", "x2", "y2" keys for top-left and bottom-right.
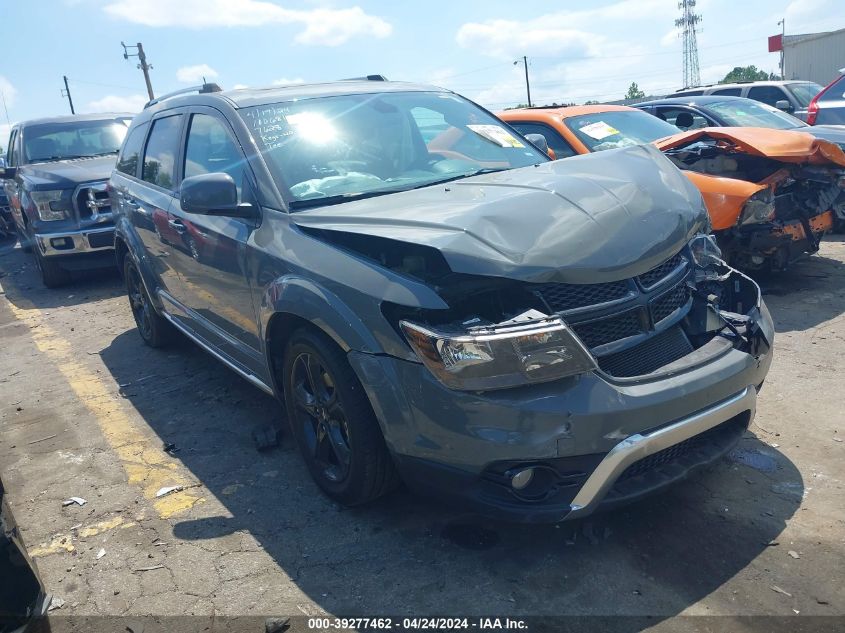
[
  {"x1": 730, "y1": 209, "x2": 834, "y2": 270},
  {"x1": 34, "y1": 225, "x2": 115, "y2": 257},
  {"x1": 349, "y1": 303, "x2": 773, "y2": 523}
]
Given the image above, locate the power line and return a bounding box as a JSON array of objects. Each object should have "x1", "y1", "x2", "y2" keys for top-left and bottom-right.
[{"x1": 67, "y1": 77, "x2": 136, "y2": 91}]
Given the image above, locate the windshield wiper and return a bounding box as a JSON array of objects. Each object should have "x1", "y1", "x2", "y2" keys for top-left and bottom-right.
[
  {"x1": 289, "y1": 188, "x2": 402, "y2": 210},
  {"x1": 413, "y1": 167, "x2": 509, "y2": 188}
]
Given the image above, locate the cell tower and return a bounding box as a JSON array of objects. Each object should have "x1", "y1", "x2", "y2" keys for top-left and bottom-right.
[{"x1": 676, "y1": 0, "x2": 702, "y2": 88}]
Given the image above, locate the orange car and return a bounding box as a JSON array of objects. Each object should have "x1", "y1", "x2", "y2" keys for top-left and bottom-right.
[{"x1": 499, "y1": 105, "x2": 845, "y2": 271}]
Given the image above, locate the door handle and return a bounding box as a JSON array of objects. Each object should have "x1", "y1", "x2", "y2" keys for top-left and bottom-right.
[{"x1": 168, "y1": 219, "x2": 186, "y2": 234}]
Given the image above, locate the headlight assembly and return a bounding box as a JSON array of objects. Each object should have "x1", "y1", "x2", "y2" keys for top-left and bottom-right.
[
  {"x1": 689, "y1": 233, "x2": 725, "y2": 269},
  {"x1": 28, "y1": 190, "x2": 72, "y2": 221},
  {"x1": 400, "y1": 313, "x2": 597, "y2": 391},
  {"x1": 738, "y1": 189, "x2": 775, "y2": 227}
]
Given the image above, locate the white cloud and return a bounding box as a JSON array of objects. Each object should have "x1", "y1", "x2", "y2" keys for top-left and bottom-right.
[
  {"x1": 85, "y1": 94, "x2": 148, "y2": 113},
  {"x1": 0, "y1": 123, "x2": 14, "y2": 149},
  {"x1": 177, "y1": 64, "x2": 219, "y2": 84},
  {"x1": 103, "y1": 0, "x2": 392, "y2": 46},
  {"x1": 0, "y1": 76, "x2": 17, "y2": 109},
  {"x1": 456, "y1": 0, "x2": 665, "y2": 59},
  {"x1": 271, "y1": 77, "x2": 305, "y2": 86},
  {"x1": 660, "y1": 28, "x2": 680, "y2": 48}
]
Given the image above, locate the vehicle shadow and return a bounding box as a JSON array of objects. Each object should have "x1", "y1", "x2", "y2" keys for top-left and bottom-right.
[
  {"x1": 98, "y1": 327, "x2": 804, "y2": 625},
  {"x1": 0, "y1": 238, "x2": 123, "y2": 310}
]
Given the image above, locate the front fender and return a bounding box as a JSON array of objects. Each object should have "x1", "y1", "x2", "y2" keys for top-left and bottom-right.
[{"x1": 260, "y1": 275, "x2": 388, "y2": 355}]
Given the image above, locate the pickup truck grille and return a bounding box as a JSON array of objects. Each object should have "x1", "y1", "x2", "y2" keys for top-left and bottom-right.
[
  {"x1": 533, "y1": 250, "x2": 693, "y2": 377},
  {"x1": 75, "y1": 182, "x2": 112, "y2": 221}
]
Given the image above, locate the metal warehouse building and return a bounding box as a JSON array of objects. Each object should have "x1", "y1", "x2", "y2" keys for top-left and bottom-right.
[{"x1": 782, "y1": 27, "x2": 845, "y2": 85}]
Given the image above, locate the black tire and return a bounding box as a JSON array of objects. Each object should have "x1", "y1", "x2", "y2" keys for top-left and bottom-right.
[
  {"x1": 282, "y1": 328, "x2": 398, "y2": 505},
  {"x1": 124, "y1": 255, "x2": 174, "y2": 348},
  {"x1": 18, "y1": 227, "x2": 32, "y2": 253},
  {"x1": 33, "y1": 249, "x2": 70, "y2": 288}
]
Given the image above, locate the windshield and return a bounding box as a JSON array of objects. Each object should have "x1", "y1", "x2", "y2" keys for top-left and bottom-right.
[
  {"x1": 563, "y1": 110, "x2": 682, "y2": 152},
  {"x1": 706, "y1": 99, "x2": 806, "y2": 130},
  {"x1": 24, "y1": 119, "x2": 129, "y2": 163},
  {"x1": 240, "y1": 91, "x2": 547, "y2": 207},
  {"x1": 789, "y1": 82, "x2": 824, "y2": 107}
]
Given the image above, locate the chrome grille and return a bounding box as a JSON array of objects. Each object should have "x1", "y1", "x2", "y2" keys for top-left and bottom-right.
[{"x1": 75, "y1": 182, "x2": 112, "y2": 221}]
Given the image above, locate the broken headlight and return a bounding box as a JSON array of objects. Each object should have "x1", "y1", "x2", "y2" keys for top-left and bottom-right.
[
  {"x1": 689, "y1": 233, "x2": 724, "y2": 269},
  {"x1": 400, "y1": 312, "x2": 597, "y2": 391},
  {"x1": 738, "y1": 189, "x2": 775, "y2": 227}
]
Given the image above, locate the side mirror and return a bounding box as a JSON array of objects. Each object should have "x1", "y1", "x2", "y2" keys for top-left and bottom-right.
[
  {"x1": 1, "y1": 166, "x2": 16, "y2": 180},
  {"x1": 775, "y1": 99, "x2": 793, "y2": 112},
  {"x1": 524, "y1": 133, "x2": 554, "y2": 159},
  {"x1": 179, "y1": 173, "x2": 255, "y2": 217},
  {"x1": 0, "y1": 156, "x2": 6, "y2": 169}
]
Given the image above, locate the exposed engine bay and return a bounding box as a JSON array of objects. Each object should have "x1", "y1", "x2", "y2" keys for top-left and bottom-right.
[{"x1": 662, "y1": 134, "x2": 845, "y2": 271}]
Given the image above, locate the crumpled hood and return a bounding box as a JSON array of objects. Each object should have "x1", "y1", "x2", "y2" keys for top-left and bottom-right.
[
  {"x1": 292, "y1": 144, "x2": 707, "y2": 284},
  {"x1": 19, "y1": 155, "x2": 116, "y2": 190},
  {"x1": 655, "y1": 127, "x2": 845, "y2": 167}
]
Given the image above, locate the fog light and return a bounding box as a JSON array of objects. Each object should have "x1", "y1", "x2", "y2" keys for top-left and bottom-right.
[{"x1": 510, "y1": 467, "x2": 534, "y2": 490}]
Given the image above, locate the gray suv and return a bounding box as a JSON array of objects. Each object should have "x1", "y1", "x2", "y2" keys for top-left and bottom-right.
[{"x1": 110, "y1": 80, "x2": 773, "y2": 522}]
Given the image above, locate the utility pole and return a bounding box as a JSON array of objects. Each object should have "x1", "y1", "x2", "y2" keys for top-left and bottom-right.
[
  {"x1": 778, "y1": 18, "x2": 786, "y2": 80},
  {"x1": 514, "y1": 56, "x2": 532, "y2": 107},
  {"x1": 121, "y1": 41, "x2": 155, "y2": 100},
  {"x1": 61, "y1": 76, "x2": 75, "y2": 114}
]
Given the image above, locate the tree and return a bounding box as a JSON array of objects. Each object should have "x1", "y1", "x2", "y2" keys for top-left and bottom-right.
[
  {"x1": 583, "y1": 99, "x2": 601, "y2": 105},
  {"x1": 625, "y1": 82, "x2": 646, "y2": 100},
  {"x1": 720, "y1": 65, "x2": 775, "y2": 83}
]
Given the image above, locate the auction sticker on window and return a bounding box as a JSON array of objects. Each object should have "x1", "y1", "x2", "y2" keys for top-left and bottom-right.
[
  {"x1": 467, "y1": 124, "x2": 525, "y2": 147},
  {"x1": 578, "y1": 121, "x2": 620, "y2": 140}
]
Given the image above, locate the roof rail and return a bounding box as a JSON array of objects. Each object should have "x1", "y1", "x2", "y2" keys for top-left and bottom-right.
[
  {"x1": 340, "y1": 74, "x2": 388, "y2": 82},
  {"x1": 144, "y1": 83, "x2": 223, "y2": 109}
]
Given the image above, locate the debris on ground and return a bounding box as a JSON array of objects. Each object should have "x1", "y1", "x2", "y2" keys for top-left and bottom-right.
[
  {"x1": 770, "y1": 585, "x2": 793, "y2": 597},
  {"x1": 27, "y1": 434, "x2": 57, "y2": 445},
  {"x1": 252, "y1": 425, "x2": 282, "y2": 451},
  {"x1": 62, "y1": 497, "x2": 87, "y2": 507},
  {"x1": 96, "y1": 548, "x2": 106, "y2": 560},
  {"x1": 48, "y1": 597, "x2": 65, "y2": 611},
  {"x1": 133, "y1": 565, "x2": 165, "y2": 572},
  {"x1": 163, "y1": 442, "x2": 180, "y2": 454},
  {"x1": 155, "y1": 486, "x2": 183, "y2": 498},
  {"x1": 265, "y1": 617, "x2": 291, "y2": 633},
  {"x1": 788, "y1": 550, "x2": 800, "y2": 559}
]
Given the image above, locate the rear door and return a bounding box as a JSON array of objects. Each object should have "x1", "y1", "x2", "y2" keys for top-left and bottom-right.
[
  {"x1": 816, "y1": 76, "x2": 845, "y2": 125},
  {"x1": 166, "y1": 107, "x2": 263, "y2": 371},
  {"x1": 130, "y1": 112, "x2": 187, "y2": 309}
]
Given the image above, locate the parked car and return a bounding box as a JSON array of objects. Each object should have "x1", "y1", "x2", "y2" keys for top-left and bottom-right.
[
  {"x1": 1, "y1": 476, "x2": 50, "y2": 633},
  {"x1": 670, "y1": 80, "x2": 824, "y2": 121},
  {"x1": 634, "y1": 95, "x2": 845, "y2": 148},
  {"x1": 1, "y1": 113, "x2": 132, "y2": 287},
  {"x1": 111, "y1": 80, "x2": 773, "y2": 523},
  {"x1": 500, "y1": 105, "x2": 845, "y2": 268},
  {"x1": 806, "y1": 69, "x2": 845, "y2": 125}
]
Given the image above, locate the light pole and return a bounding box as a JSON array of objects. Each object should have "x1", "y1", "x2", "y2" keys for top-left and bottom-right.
[
  {"x1": 121, "y1": 41, "x2": 155, "y2": 100},
  {"x1": 778, "y1": 18, "x2": 786, "y2": 80},
  {"x1": 514, "y1": 56, "x2": 532, "y2": 107}
]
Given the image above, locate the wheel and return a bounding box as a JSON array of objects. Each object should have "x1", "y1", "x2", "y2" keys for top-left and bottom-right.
[
  {"x1": 282, "y1": 328, "x2": 397, "y2": 505},
  {"x1": 33, "y1": 249, "x2": 70, "y2": 288},
  {"x1": 124, "y1": 255, "x2": 174, "y2": 348}
]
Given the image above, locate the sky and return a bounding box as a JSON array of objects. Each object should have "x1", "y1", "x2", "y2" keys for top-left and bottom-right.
[{"x1": 1, "y1": 0, "x2": 843, "y2": 146}]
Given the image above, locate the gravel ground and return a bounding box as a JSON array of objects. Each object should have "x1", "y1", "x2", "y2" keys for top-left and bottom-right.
[{"x1": 1, "y1": 234, "x2": 843, "y2": 632}]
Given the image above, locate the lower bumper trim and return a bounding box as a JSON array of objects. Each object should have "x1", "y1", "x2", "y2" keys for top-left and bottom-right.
[
  {"x1": 35, "y1": 226, "x2": 114, "y2": 257},
  {"x1": 567, "y1": 385, "x2": 756, "y2": 518}
]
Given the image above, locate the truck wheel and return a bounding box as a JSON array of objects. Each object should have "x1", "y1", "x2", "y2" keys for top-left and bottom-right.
[
  {"x1": 34, "y1": 250, "x2": 70, "y2": 288},
  {"x1": 282, "y1": 328, "x2": 398, "y2": 506},
  {"x1": 124, "y1": 256, "x2": 173, "y2": 348}
]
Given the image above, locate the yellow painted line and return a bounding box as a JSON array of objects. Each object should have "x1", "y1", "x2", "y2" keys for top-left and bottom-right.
[
  {"x1": 2, "y1": 287, "x2": 205, "y2": 521},
  {"x1": 29, "y1": 516, "x2": 137, "y2": 558}
]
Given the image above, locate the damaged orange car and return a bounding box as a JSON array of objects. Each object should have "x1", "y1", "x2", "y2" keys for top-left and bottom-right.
[{"x1": 500, "y1": 105, "x2": 845, "y2": 271}]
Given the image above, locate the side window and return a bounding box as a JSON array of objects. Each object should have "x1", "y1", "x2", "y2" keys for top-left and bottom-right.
[
  {"x1": 6, "y1": 130, "x2": 16, "y2": 166},
  {"x1": 656, "y1": 107, "x2": 708, "y2": 130},
  {"x1": 673, "y1": 90, "x2": 704, "y2": 97},
  {"x1": 507, "y1": 122, "x2": 577, "y2": 158},
  {"x1": 712, "y1": 88, "x2": 742, "y2": 96},
  {"x1": 183, "y1": 114, "x2": 244, "y2": 197},
  {"x1": 819, "y1": 76, "x2": 845, "y2": 102},
  {"x1": 142, "y1": 115, "x2": 183, "y2": 190},
  {"x1": 116, "y1": 122, "x2": 149, "y2": 177},
  {"x1": 748, "y1": 86, "x2": 789, "y2": 107}
]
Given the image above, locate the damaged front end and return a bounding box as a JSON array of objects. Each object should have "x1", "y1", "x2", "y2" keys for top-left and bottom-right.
[
  {"x1": 382, "y1": 233, "x2": 770, "y2": 388},
  {"x1": 661, "y1": 130, "x2": 845, "y2": 271}
]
